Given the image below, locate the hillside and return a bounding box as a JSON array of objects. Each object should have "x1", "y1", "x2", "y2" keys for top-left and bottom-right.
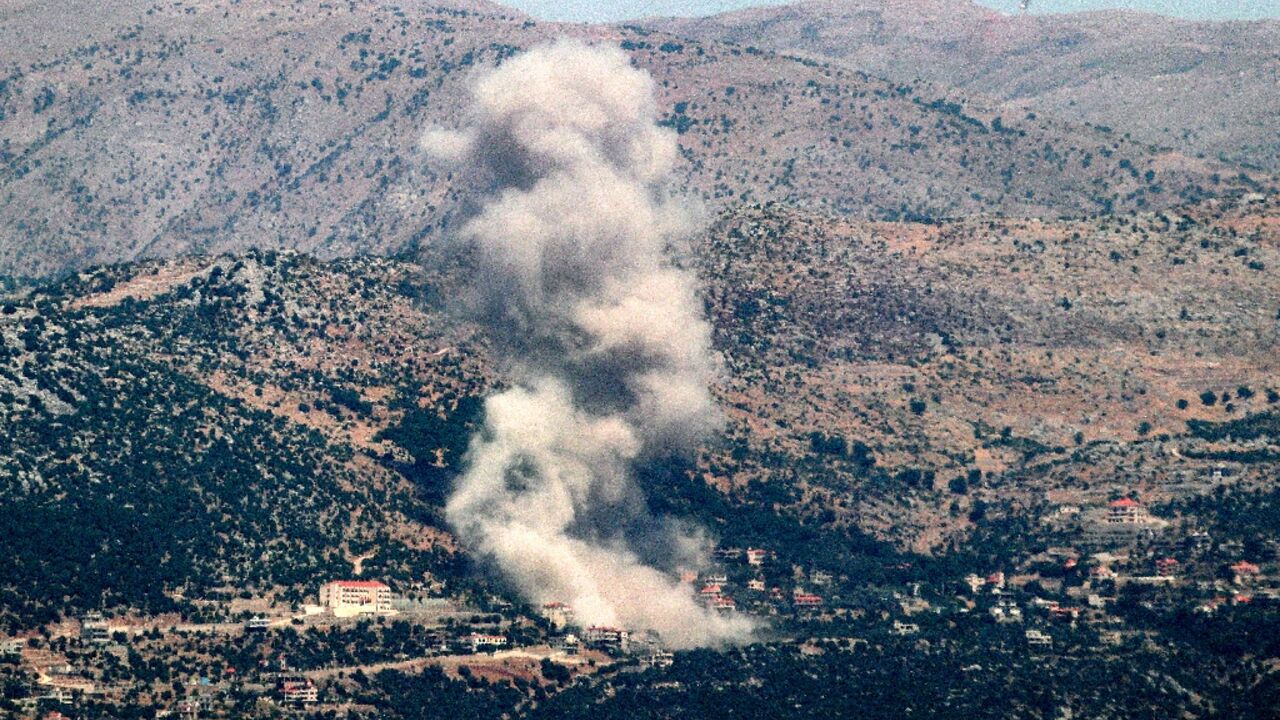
[
  {"x1": 2, "y1": 194, "x2": 1278, "y2": 718},
  {"x1": 4, "y1": 190, "x2": 1277, "y2": 626},
  {"x1": 645, "y1": 0, "x2": 1280, "y2": 172},
  {"x1": 0, "y1": 252, "x2": 491, "y2": 627},
  {"x1": 0, "y1": 0, "x2": 1260, "y2": 279}
]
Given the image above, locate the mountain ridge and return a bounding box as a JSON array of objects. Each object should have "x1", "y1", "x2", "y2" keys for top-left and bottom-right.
[
  {"x1": 644, "y1": 0, "x2": 1280, "y2": 172},
  {"x1": 0, "y1": 0, "x2": 1264, "y2": 279}
]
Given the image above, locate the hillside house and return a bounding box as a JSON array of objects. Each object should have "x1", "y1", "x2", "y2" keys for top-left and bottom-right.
[
  {"x1": 644, "y1": 650, "x2": 675, "y2": 669},
  {"x1": 80, "y1": 612, "x2": 112, "y2": 644},
  {"x1": 278, "y1": 678, "x2": 317, "y2": 705},
  {"x1": 710, "y1": 596, "x2": 737, "y2": 612},
  {"x1": 467, "y1": 633, "x2": 508, "y2": 653},
  {"x1": 585, "y1": 626, "x2": 630, "y2": 652},
  {"x1": 542, "y1": 602, "x2": 575, "y2": 629},
  {"x1": 319, "y1": 580, "x2": 394, "y2": 617},
  {"x1": 1230, "y1": 561, "x2": 1261, "y2": 584},
  {"x1": 1025, "y1": 629, "x2": 1052, "y2": 648},
  {"x1": 1083, "y1": 498, "x2": 1166, "y2": 546},
  {"x1": 989, "y1": 599, "x2": 1023, "y2": 623},
  {"x1": 1107, "y1": 497, "x2": 1145, "y2": 523},
  {"x1": 793, "y1": 591, "x2": 824, "y2": 608},
  {"x1": 245, "y1": 616, "x2": 272, "y2": 632}
]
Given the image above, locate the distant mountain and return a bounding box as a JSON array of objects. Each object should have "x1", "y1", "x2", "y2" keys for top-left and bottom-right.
[
  {"x1": 0, "y1": 0, "x2": 1259, "y2": 279},
  {"x1": 645, "y1": 0, "x2": 1280, "y2": 173}
]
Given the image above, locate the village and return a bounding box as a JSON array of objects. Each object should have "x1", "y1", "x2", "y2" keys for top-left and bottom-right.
[{"x1": 1, "y1": 491, "x2": 1275, "y2": 719}]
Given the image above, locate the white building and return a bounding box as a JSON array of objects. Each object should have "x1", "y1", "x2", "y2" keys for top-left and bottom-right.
[
  {"x1": 466, "y1": 633, "x2": 508, "y2": 653},
  {"x1": 989, "y1": 599, "x2": 1023, "y2": 623},
  {"x1": 319, "y1": 580, "x2": 394, "y2": 618},
  {"x1": 644, "y1": 650, "x2": 675, "y2": 668},
  {"x1": 278, "y1": 678, "x2": 318, "y2": 705},
  {"x1": 1025, "y1": 629, "x2": 1052, "y2": 648},
  {"x1": 81, "y1": 612, "x2": 112, "y2": 644}
]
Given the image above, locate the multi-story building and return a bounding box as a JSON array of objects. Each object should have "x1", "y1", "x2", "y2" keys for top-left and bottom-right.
[
  {"x1": 1025, "y1": 629, "x2": 1053, "y2": 648},
  {"x1": 1107, "y1": 497, "x2": 1146, "y2": 523},
  {"x1": 80, "y1": 612, "x2": 112, "y2": 644},
  {"x1": 319, "y1": 580, "x2": 394, "y2": 618},
  {"x1": 585, "y1": 626, "x2": 630, "y2": 652},
  {"x1": 644, "y1": 651, "x2": 675, "y2": 669},
  {"x1": 542, "y1": 602, "x2": 574, "y2": 630},
  {"x1": 278, "y1": 678, "x2": 318, "y2": 705},
  {"x1": 1083, "y1": 498, "x2": 1165, "y2": 546}
]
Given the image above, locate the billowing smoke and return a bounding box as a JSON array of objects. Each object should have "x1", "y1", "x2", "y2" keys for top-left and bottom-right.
[{"x1": 424, "y1": 40, "x2": 756, "y2": 648}]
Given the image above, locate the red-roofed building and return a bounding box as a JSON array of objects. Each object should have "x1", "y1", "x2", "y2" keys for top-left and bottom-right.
[
  {"x1": 279, "y1": 678, "x2": 318, "y2": 705},
  {"x1": 793, "y1": 593, "x2": 824, "y2": 608},
  {"x1": 1230, "y1": 561, "x2": 1261, "y2": 583},
  {"x1": 1050, "y1": 606, "x2": 1081, "y2": 621},
  {"x1": 1107, "y1": 498, "x2": 1145, "y2": 524},
  {"x1": 542, "y1": 602, "x2": 574, "y2": 629},
  {"x1": 710, "y1": 596, "x2": 737, "y2": 612},
  {"x1": 319, "y1": 580, "x2": 393, "y2": 617},
  {"x1": 1155, "y1": 558, "x2": 1179, "y2": 577}
]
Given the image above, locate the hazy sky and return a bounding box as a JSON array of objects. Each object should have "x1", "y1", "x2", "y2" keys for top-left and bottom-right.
[{"x1": 501, "y1": 0, "x2": 1280, "y2": 23}]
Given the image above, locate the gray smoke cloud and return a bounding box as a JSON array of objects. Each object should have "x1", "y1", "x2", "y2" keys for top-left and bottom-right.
[{"x1": 425, "y1": 40, "x2": 757, "y2": 648}]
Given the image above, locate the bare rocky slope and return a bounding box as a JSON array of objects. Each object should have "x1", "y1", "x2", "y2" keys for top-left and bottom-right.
[
  {"x1": 645, "y1": 0, "x2": 1280, "y2": 173},
  {"x1": 0, "y1": 0, "x2": 1262, "y2": 279}
]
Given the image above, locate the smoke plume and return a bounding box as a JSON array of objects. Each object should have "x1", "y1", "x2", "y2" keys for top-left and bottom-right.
[{"x1": 425, "y1": 40, "x2": 756, "y2": 648}]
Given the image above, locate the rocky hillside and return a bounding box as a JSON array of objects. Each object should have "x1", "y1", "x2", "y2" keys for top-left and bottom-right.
[
  {"x1": 646, "y1": 0, "x2": 1280, "y2": 172},
  {"x1": 696, "y1": 192, "x2": 1280, "y2": 550},
  {"x1": 4, "y1": 191, "x2": 1277, "y2": 625},
  {"x1": 0, "y1": 0, "x2": 1260, "y2": 279},
  {"x1": 0, "y1": 251, "x2": 493, "y2": 627}
]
